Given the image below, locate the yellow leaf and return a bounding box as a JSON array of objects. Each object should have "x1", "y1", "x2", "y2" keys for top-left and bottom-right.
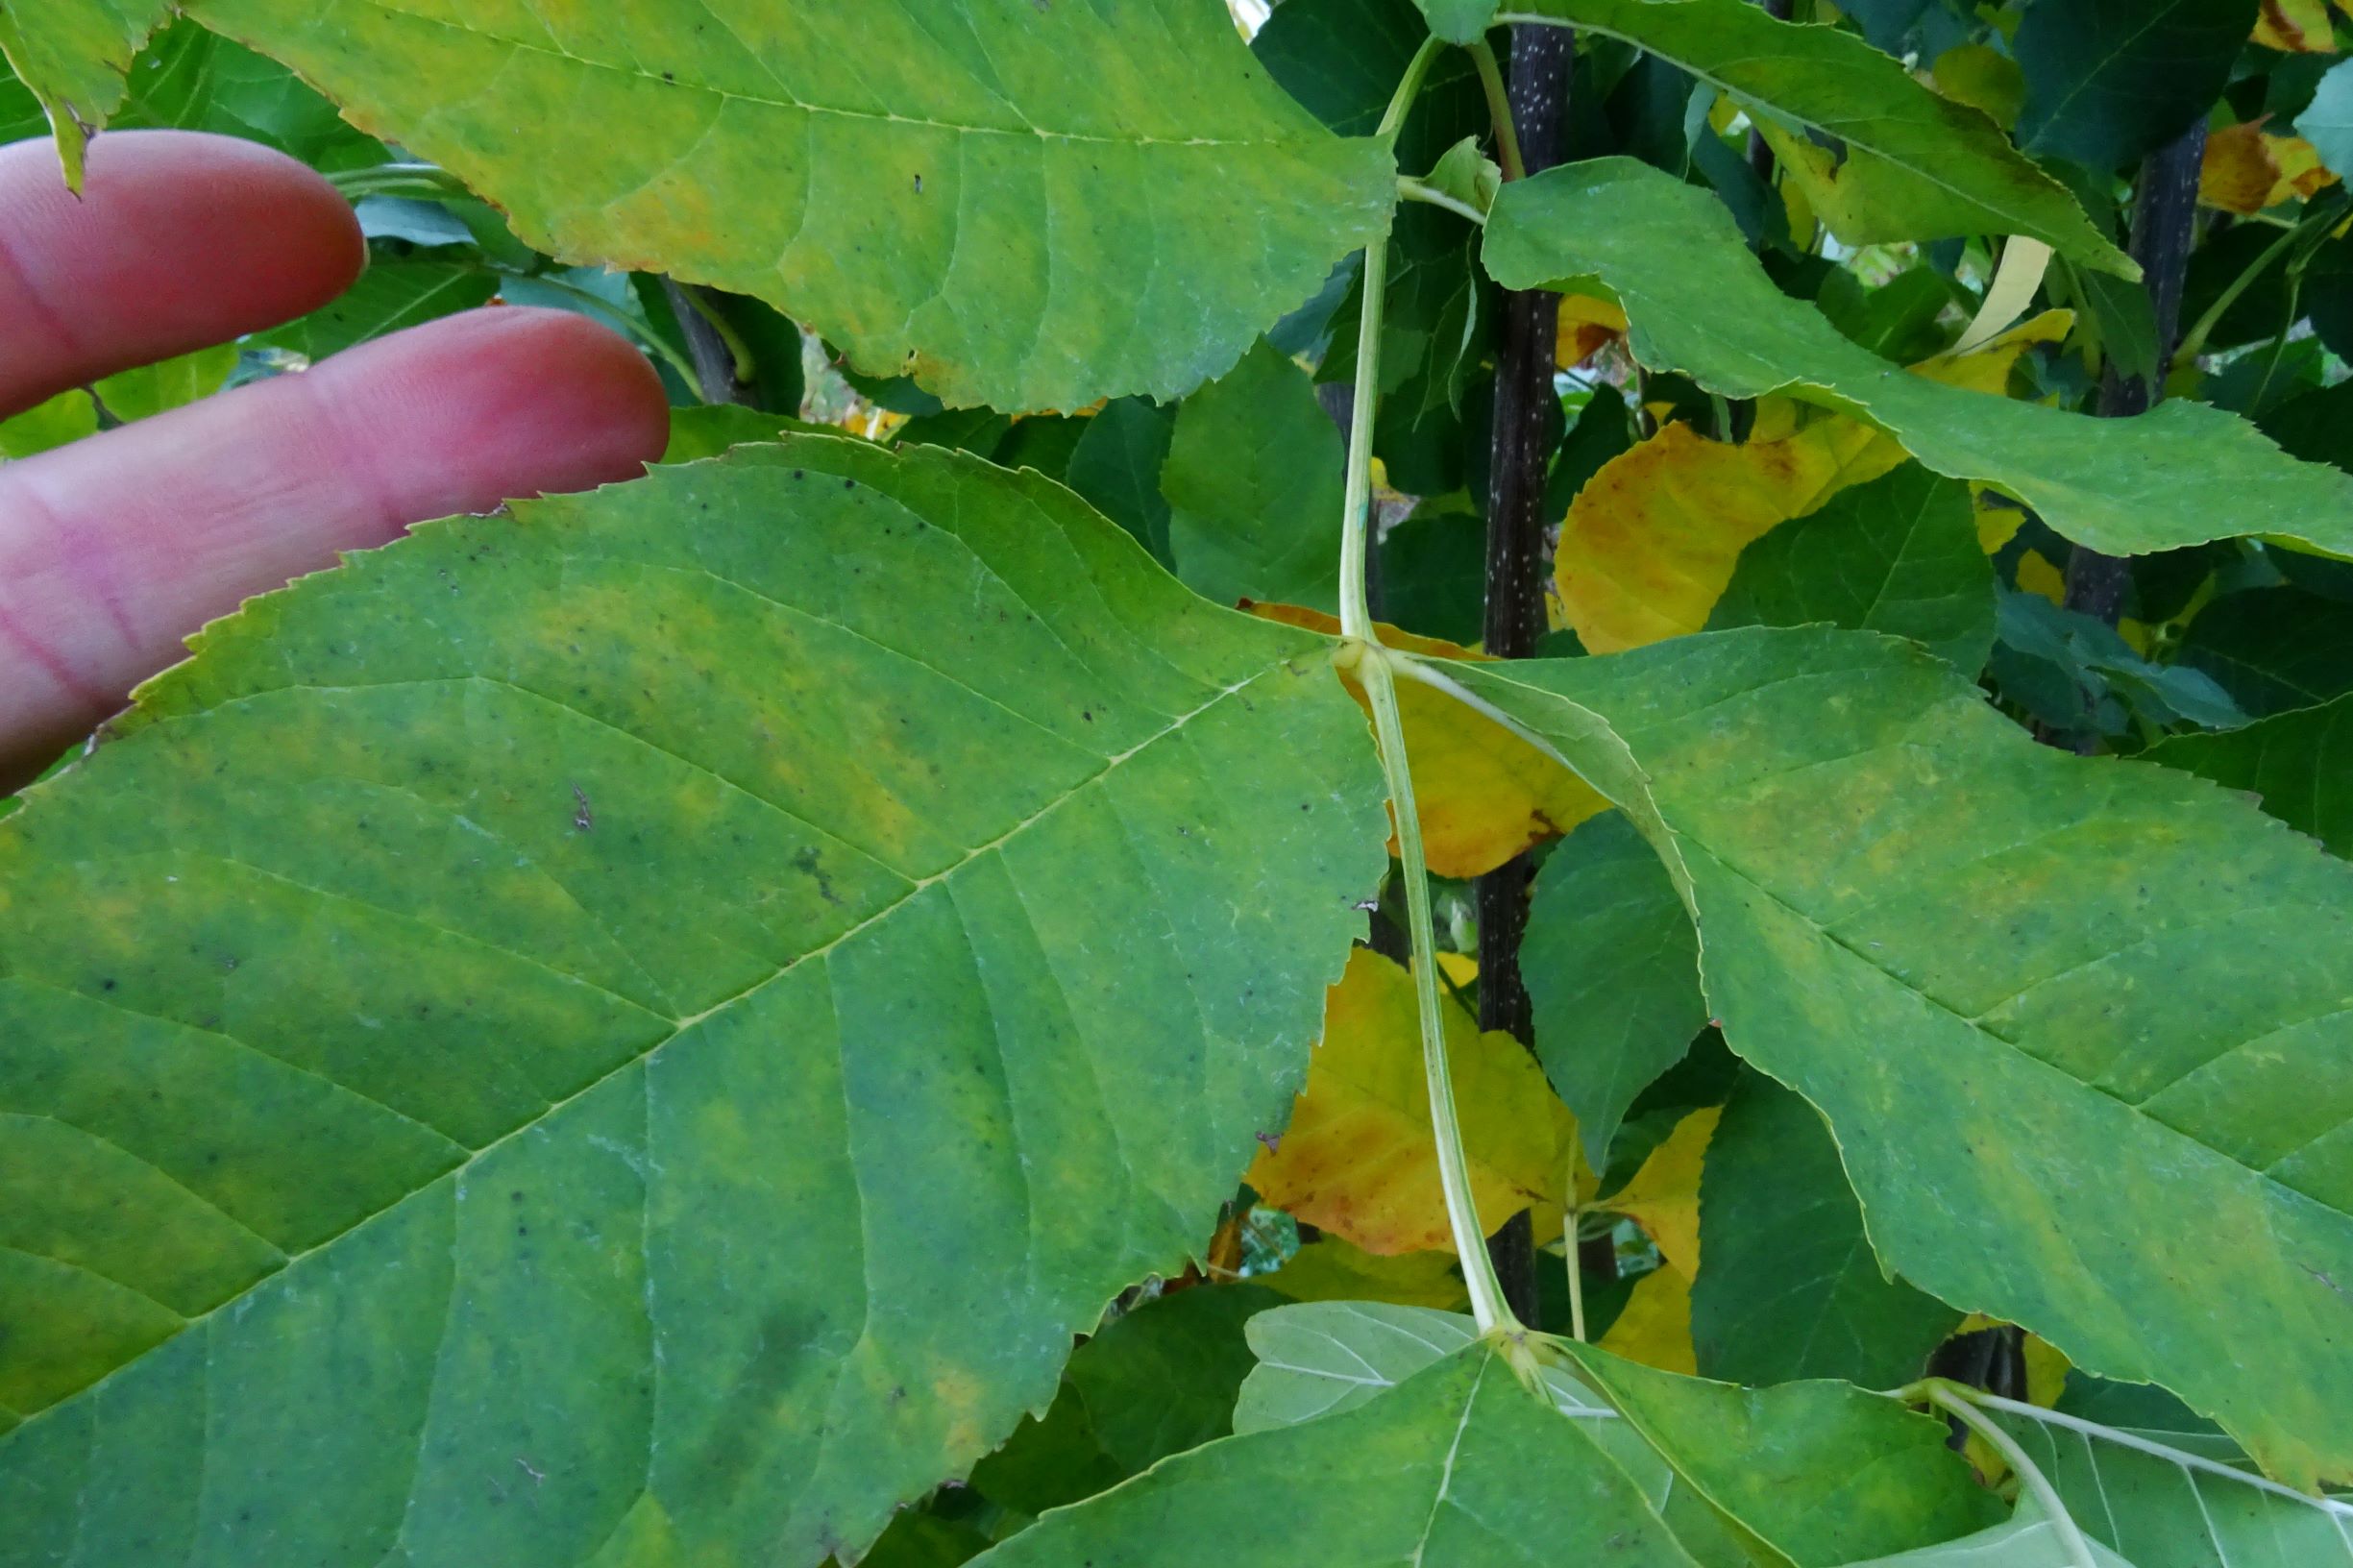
[
  {"x1": 1910, "y1": 309, "x2": 2071, "y2": 395},
  {"x1": 2200, "y1": 120, "x2": 2341, "y2": 213},
  {"x1": 1976, "y1": 496, "x2": 2025, "y2": 554},
  {"x1": 1264, "y1": 1236, "x2": 1471, "y2": 1311},
  {"x1": 1435, "y1": 951, "x2": 1479, "y2": 989},
  {"x1": 2253, "y1": 0, "x2": 2341, "y2": 49},
  {"x1": 1595, "y1": 1106, "x2": 1719, "y2": 1281},
  {"x1": 1247, "y1": 947, "x2": 1586, "y2": 1255},
  {"x1": 2016, "y1": 549, "x2": 2067, "y2": 606},
  {"x1": 1556, "y1": 418, "x2": 1897, "y2": 652},
  {"x1": 1246, "y1": 602, "x2": 1605, "y2": 877},
  {"x1": 1597, "y1": 1267, "x2": 1697, "y2": 1375},
  {"x1": 1556, "y1": 294, "x2": 1629, "y2": 368},
  {"x1": 1555, "y1": 314, "x2": 2070, "y2": 653}
]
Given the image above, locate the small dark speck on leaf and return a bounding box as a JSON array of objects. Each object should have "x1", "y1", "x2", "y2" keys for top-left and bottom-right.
[
  {"x1": 844, "y1": 478, "x2": 856, "y2": 489},
  {"x1": 914, "y1": 174, "x2": 923, "y2": 193},
  {"x1": 572, "y1": 785, "x2": 595, "y2": 833},
  {"x1": 793, "y1": 469, "x2": 805, "y2": 479}
]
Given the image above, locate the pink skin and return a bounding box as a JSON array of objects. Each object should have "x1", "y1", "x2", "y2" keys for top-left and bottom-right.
[{"x1": 0, "y1": 131, "x2": 671, "y2": 787}]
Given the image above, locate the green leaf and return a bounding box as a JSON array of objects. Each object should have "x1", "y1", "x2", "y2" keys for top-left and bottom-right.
[
  {"x1": 1414, "y1": 0, "x2": 1503, "y2": 43},
  {"x1": 1558, "y1": 1342, "x2": 2003, "y2": 1565},
  {"x1": 1253, "y1": 0, "x2": 1491, "y2": 173},
  {"x1": 1989, "y1": 1400, "x2": 2353, "y2": 1566},
  {"x1": 2145, "y1": 694, "x2": 2353, "y2": 858},
  {"x1": 1062, "y1": 399, "x2": 1178, "y2": 568},
  {"x1": 1692, "y1": 1070, "x2": 1963, "y2": 1389},
  {"x1": 89, "y1": 342, "x2": 238, "y2": 424},
  {"x1": 970, "y1": 1283, "x2": 1282, "y2": 1517},
  {"x1": 2017, "y1": 0, "x2": 2261, "y2": 172},
  {"x1": 972, "y1": 1346, "x2": 1708, "y2": 1568},
  {"x1": 1509, "y1": 0, "x2": 2130, "y2": 271},
  {"x1": 0, "y1": 389, "x2": 99, "y2": 460},
  {"x1": 1443, "y1": 626, "x2": 2353, "y2": 1485},
  {"x1": 110, "y1": 16, "x2": 383, "y2": 170},
  {"x1": 1483, "y1": 159, "x2": 2353, "y2": 560},
  {"x1": 2175, "y1": 587, "x2": 2353, "y2": 718},
  {"x1": 175, "y1": 0, "x2": 1398, "y2": 412},
  {"x1": 1524, "y1": 811, "x2": 1707, "y2": 1170},
  {"x1": 2304, "y1": 59, "x2": 2353, "y2": 181},
  {"x1": 1705, "y1": 464, "x2": 1998, "y2": 674},
  {"x1": 0, "y1": 0, "x2": 171, "y2": 184},
  {"x1": 0, "y1": 438, "x2": 1390, "y2": 1564},
  {"x1": 1162, "y1": 339, "x2": 1345, "y2": 612},
  {"x1": 1380, "y1": 502, "x2": 1486, "y2": 646},
  {"x1": 657, "y1": 405, "x2": 844, "y2": 466},
  {"x1": 255, "y1": 260, "x2": 500, "y2": 363}
]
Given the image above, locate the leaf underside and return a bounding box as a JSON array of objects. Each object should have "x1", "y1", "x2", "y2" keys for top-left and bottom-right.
[{"x1": 0, "y1": 438, "x2": 1390, "y2": 1566}]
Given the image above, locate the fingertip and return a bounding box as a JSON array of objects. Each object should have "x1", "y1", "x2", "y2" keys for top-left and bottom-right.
[
  {"x1": 458, "y1": 306, "x2": 674, "y2": 488},
  {"x1": 295, "y1": 305, "x2": 673, "y2": 523},
  {"x1": 0, "y1": 131, "x2": 367, "y2": 405}
]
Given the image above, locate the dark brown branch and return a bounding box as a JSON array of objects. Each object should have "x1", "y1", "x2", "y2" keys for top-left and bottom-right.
[
  {"x1": 1476, "y1": 21, "x2": 1574, "y2": 1330},
  {"x1": 2063, "y1": 119, "x2": 2207, "y2": 632},
  {"x1": 664, "y1": 281, "x2": 754, "y2": 406}
]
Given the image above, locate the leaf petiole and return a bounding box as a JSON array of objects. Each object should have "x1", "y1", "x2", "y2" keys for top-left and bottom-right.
[
  {"x1": 1397, "y1": 175, "x2": 1488, "y2": 225},
  {"x1": 1348, "y1": 640, "x2": 1523, "y2": 1335},
  {"x1": 1920, "y1": 1382, "x2": 2100, "y2": 1568}
]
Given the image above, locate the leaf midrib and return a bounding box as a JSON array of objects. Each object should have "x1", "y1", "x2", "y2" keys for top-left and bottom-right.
[{"x1": 8, "y1": 658, "x2": 1291, "y2": 1430}]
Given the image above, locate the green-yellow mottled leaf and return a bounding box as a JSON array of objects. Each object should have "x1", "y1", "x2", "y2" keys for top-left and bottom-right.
[
  {"x1": 0, "y1": 437, "x2": 1390, "y2": 1564},
  {"x1": 973, "y1": 1346, "x2": 1705, "y2": 1568},
  {"x1": 1511, "y1": 0, "x2": 2129, "y2": 271},
  {"x1": 0, "y1": 0, "x2": 170, "y2": 184},
  {"x1": 172, "y1": 0, "x2": 1398, "y2": 412},
  {"x1": 1483, "y1": 159, "x2": 2353, "y2": 560},
  {"x1": 1442, "y1": 626, "x2": 2353, "y2": 1486}
]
